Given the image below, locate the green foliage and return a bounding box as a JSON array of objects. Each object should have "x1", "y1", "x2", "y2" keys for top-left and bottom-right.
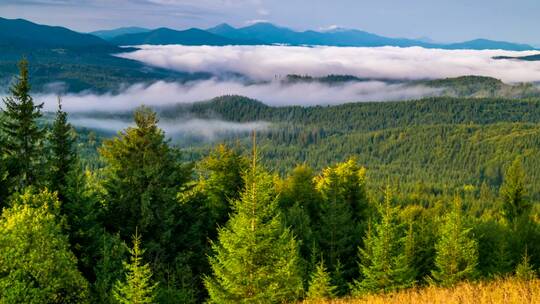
[
  {"x1": 204, "y1": 162, "x2": 303, "y2": 303},
  {"x1": 196, "y1": 144, "x2": 248, "y2": 228},
  {"x1": 431, "y1": 198, "x2": 478, "y2": 286},
  {"x1": 307, "y1": 260, "x2": 337, "y2": 300},
  {"x1": 114, "y1": 231, "x2": 158, "y2": 304},
  {"x1": 93, "y1": 232, "x2": 129, "y2": 304},
  {"x1": 353, "y1": 187, "x2": 415, "y2": 294},
  {"x1": 0, "y1": 59, "x2": 45, "y2": 193},
  {"x1": 0, "y1": 189, "x2": 89, "y2": 303}
]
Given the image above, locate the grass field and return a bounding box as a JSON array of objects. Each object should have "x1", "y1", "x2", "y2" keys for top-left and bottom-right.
[{"x1": 304, "y1": 278, "x2": 540, "y2": 304}]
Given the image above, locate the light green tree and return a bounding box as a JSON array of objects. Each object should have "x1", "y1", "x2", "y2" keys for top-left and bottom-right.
[
  {"x1": 204, "y1": 156, "x2": 303, "y2": 303},
  {"x1": 515, "y1": 248, "x2": 537, "y2": 280},
  {"x1": 0, "y1": 190, "x2": 89, "y2": 303},
  {"x1": 431, "y1": 197, "x2": 478, "y2": 286},
  {"x1": 307, "y1": 260, "x2": 337, "y2": 301},
  {"x1": 114, "y1": 230, "x2": 158, "y2": 304}
]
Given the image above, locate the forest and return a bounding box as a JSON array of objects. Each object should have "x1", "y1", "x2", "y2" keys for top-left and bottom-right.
[{"x1": 0, "y1": 60, "x2": 539, "y2": 303}]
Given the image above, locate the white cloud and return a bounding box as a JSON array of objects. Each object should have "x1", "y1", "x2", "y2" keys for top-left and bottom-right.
[{"x1": 117, "y1": 45, "x2": 540, "y2": 83}]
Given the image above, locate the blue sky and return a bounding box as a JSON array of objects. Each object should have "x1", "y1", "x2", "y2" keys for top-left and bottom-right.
[{"x1": 1, "y1": 0, "x2": 539, "y2": 44}]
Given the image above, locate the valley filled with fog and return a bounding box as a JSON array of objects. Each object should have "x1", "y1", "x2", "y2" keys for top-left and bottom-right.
[{"x1": 32, "y1": 45, "x2": 540, "y2": 138}]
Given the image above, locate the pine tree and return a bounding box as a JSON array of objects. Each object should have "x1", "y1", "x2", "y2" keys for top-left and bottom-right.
[
  {"x1": 307, "y1": 260, "x2": 337, "y2": 301},
  {"x1": 204, "y1": 144, "x2": 303, "y2": 303},
  {"x1": 500, "y1": 158, "x2": 530, "y2": 226},
  {"x1": 114, "y1": 230, "x2": 158, "y2": 304},
  {"x1": 431, "y1": 197, "x2": 478, "y2": 286},
  {"x1": 0, "y1": 59, "x2": 45, "y2": 192},
  {"x1": 48, "y1": 96, "x2": 77, "y2": 201},
  {"x1": 515, "y1": 249, "x2": 537, "y2": 280},
  {"x1": 353, "y1": 186, "x2": 415, "y2": 294}
]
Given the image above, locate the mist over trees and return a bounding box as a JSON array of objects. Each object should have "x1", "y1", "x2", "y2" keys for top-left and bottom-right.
[{"x1": 0, "y1": 61, "x2": 538, "y2": 303}]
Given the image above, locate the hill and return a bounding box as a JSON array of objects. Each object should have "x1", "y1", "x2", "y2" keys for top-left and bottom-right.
[
  {"x1": 90, "y1": 27, "x2": 150, "y2": 40},
  {"x1": 0, "y1": 17, "x2": 118, "y2": 52}
]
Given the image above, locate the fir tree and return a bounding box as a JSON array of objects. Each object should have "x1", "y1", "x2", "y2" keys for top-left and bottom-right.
[
  {"x1": 307, "y1": 260, "x2": 337, "y2": 301},
  {"x1": 0, "y1": 59, "x2": 45, "y2": 192},
  {"x1": 204, "y1": 143, "x2": 303, "y2": 303},
  {"x1": 353, "y1": 186, "x2": 415, "y2": 294},
  {"x1": 48, "y1": 96, "x2": 77, "y2": 201},
  {"x1": 431, "y1": 197, "x2": 478, "y2": 286},
  {"x1": 114, "y1": 230, "x2": 157, "y2": 304}
]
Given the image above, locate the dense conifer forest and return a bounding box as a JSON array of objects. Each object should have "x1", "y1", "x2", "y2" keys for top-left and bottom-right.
[{"x1": 0, "y1": 61, "x2": 539, "y2": 303}]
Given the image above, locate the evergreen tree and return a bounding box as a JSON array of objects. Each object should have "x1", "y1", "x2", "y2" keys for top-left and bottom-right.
[
  {"x1": 500, "y1": 158, "x2": 530, "y2": 226},
  {"x1": 0, "y1": 189, "x2": 89, "y2": 303},
  {"x1": 431, "y1": 197, "x2": 478, "y2": 286},
  {"x1": 353, "y1": 187, "x2": 415, "y2": 294},
  {"x1": 204, "y1": 151, "x2": 303, "y2": 303},
  {"x1": 114, "y1": 230, "x2": 158, "y2": 304},
  {"x1": 0, "y1": 59, "x2": 45, "y2": 192},
  {"x1": 48, "y1": 96, "x2": 77, "y2": 201},
  {"x1": 307, "y1": 260, "x2": 337, "y2": 301}
]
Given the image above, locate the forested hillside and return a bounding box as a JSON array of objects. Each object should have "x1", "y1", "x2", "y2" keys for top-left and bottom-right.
[{"x1": 1, "y1": 61, "x2": 539, "y2": 303}]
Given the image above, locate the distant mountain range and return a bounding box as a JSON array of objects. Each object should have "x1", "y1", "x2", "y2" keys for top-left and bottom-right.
[
  {"x1": 94, "y1": 21, "x2": 536, "y2": 51},
  {"x1": 0, "y1": 17, "x2": 537, "y2": 51}
]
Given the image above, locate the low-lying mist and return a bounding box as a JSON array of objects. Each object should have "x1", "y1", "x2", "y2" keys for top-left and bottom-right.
[
  {"x1": 39, "y1": 79, "x2": 439, "y2": 112},
  {"x1": 70, "y1": 116, "x2": 269, "y2": 141}
]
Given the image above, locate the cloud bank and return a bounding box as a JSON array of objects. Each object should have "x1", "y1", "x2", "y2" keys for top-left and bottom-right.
[{"x1": 118, "y1": 45, "x2": 540, "y2": 83}]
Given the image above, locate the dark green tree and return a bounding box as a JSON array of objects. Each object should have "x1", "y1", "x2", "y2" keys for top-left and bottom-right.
[
  {"x1": 431, "y1": 197, "x2": 478, "y2": 286},
  {"x1": 0, "y1": 59, "x2": 45, "y2": 192},
  {"x1": 204, "y1": 156, "x2": 303, "y2": 303},
  {"x1": 99, "y1": 106, "x2": 192, "y2": 299},
  {"x1": 48, "y1": 96, "x2": 77, "y2": 201},
  {"x1": 114, "y1": 230, "x2": 158, "y2": 304}
]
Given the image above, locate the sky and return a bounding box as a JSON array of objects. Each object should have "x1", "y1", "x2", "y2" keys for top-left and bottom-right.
[{"x1": 1, "y1": 0, "x2": 540, "y2": 45}]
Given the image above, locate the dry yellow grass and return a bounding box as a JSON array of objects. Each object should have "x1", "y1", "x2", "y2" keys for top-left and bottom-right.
[{"x1": 304, "y1": 278, "x2": 540, "y2": 304}]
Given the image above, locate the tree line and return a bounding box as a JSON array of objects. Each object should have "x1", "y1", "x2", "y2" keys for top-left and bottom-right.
[{"x1": 0, "y1": 61, "x2": 538, "y2": 303}]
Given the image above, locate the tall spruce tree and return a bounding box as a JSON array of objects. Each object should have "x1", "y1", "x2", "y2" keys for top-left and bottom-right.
[
  {"x1": 204, "y1": 143, "x2": 303, "y2": 303},
  {"x1": 114, "y1": 230, "x2": 158, "y2": 304},
  {"x1": 48, "y1": 96, "x2": 76, "y2": 201},
  {"x1": 353, "y1": 186, "x2": 415, "y2": 294},
  {"x1": 99, "y1": 106, "x2": 193, "y2": 300},
  {"x1": 431, "y1": 197, "x2": 478, "y2": 286},
  {"x1": 0, "y1": 59, "x2": 45, "y2": 192}
]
